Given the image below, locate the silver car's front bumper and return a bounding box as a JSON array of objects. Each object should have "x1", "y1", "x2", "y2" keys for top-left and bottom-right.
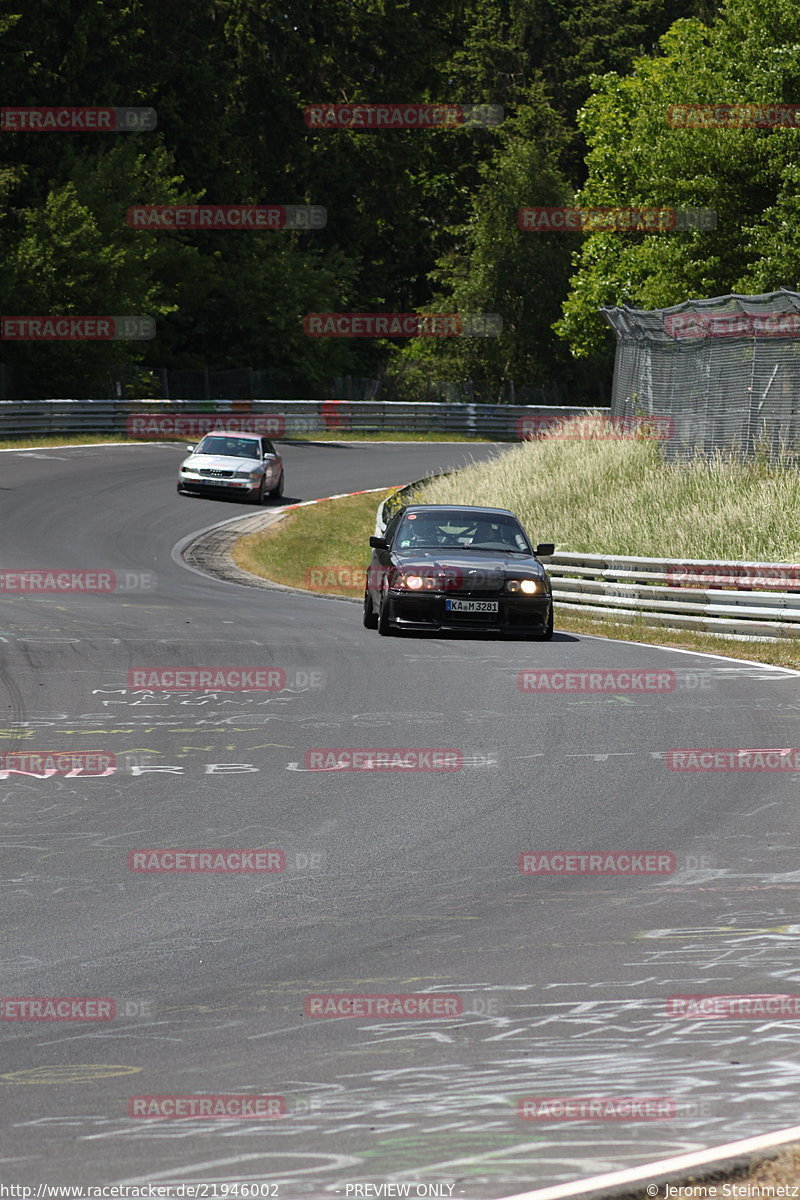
[{"x1": 179, "y1": 472, "x2": 255, "y2": 493}]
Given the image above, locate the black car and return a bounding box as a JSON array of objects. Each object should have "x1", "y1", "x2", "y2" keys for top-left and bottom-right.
[{"x1": 363, "y1": 504, "x2": 555, "y2": 638}]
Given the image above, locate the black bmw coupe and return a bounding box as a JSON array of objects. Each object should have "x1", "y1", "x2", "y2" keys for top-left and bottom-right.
[{"x1": 363, "y1": 504, "x2": 554, "y2": 638}]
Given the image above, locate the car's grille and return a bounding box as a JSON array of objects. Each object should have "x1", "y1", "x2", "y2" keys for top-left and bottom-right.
[
  {"x1": 449, "y1": 579, "x2": 504, "y2": 596},
  {"x1": 198, "y1": 468, "x2": 235, "y2": 478}
]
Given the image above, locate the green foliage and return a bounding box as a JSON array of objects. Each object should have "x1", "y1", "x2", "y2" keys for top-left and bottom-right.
[
  {"x1": 0, "y1": 0, "x2": 714, "y2": 396},
  {"x1": 558, "y1": 0, "x2": 800, "y2": 355}
]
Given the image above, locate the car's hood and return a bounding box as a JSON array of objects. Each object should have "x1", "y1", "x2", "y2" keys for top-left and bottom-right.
[
  {"x1": 392, "y1": 551, "x2": 544, "y2": 576},
  {"x1": 182, "y1": 453, "x2": 261, "y2": 471}
]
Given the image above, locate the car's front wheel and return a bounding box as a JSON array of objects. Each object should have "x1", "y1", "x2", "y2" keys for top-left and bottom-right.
[
  {"x1": 269, "y1": 470, "x2": 284, "y2": 500},
  {"x1": 250, "y1": 477, "x2": 266, "y2": 505},
  {"x1": 377, "y1": 593, "x2": 394, "y2": 636},
  {"x1": 363, "y1": 587, "x2": 378, "y2": 629},
  {"x1": 534, "y1": 603, "x2": 554, "y2": 640}
]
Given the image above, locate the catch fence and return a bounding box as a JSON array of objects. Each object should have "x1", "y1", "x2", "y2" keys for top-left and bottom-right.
[{"x1": 604, "y1": 289, "x2": 800, "y2": 458}]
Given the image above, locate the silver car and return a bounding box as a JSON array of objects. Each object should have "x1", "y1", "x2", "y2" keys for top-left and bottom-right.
[{"x1": 177, "y1": 431, "x2": 284, "y2": 504}]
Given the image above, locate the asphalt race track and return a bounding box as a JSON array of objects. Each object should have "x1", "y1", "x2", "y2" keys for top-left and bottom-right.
[{"x1": 3, "y1": 440, "x2": 800, "y2": 1198}]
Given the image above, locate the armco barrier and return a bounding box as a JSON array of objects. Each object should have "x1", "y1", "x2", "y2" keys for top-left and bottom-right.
[
  {"x1": 543, "y1": 552, "x2": 800, "y2": 641},
  {"x1": 375, "y1": 496, "x2": 800, "y2": 642},
  {"x1": 0, "y1": 399, "x2": 589, "y2": 440}
]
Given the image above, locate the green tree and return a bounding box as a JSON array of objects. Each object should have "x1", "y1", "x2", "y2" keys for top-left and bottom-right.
[{"x1": 558, "y1": 0, "x2": 800, "y2": 356}]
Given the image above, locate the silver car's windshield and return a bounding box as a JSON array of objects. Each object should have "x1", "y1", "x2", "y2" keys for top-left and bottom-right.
[{"x1": 195, "y1": 436, "x2": 260, "y2": 459}]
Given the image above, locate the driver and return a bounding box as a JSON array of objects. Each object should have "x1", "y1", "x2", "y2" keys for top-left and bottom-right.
[
  {"x1": 405, "y1": 518, "x2": 441, "y2": 545},
  {"x1": 466, "y1": 520, "x2": 498, "y2": 545}
]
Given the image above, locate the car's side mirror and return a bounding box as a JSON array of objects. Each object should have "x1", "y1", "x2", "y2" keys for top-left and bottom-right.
[
  {"x1": 536, "y1": 543, "x2": 555, "y2": 557},
  {"x1": 370, "y1": 536, "x2": 388, "y2": 550},
  {"x1": 185, "y1": 444, "x2": 195, "y2": 453}
]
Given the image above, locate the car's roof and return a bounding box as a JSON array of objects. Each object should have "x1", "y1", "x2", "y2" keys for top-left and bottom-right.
[
  {"x1": 402, "y1": 504, "x2": 522, "y2": 519},
  {"x1": 203, "y1": 430, "x2": 263, "y2": 439}
]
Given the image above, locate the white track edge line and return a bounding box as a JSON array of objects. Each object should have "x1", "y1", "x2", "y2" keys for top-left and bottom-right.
[
  {"x1": 575, "y1": 631, "x2": 800, "y2": 676},
  {"x1": 502, "y1": 1121, "x2": 800, "y2": 1200},
  {"x1": 0, "y1": 441, "x2": 161, "y2": 452}
]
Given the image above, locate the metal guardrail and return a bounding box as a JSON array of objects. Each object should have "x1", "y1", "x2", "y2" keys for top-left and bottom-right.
[
  {"x1": 0, "y1": 399, "x2": 590, "y2": 440},
  {"x1": 545, "y1": 551, "x2": 800, "y2": 641},
  {"x1": 376, "y1": 494, "x2": 800, "y2": 641}
]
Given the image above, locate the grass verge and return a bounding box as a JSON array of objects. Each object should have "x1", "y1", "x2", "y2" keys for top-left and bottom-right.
[
  {"x1": 231, "y1": 489, "x2": 395, "y2": 598},
  {"x1": 0, "y1": 434, "x2": 149, "y2": 450},
  {"x1": 230, "y1": 487, "x2": 800, "y2": 669},
  {"x1": 413, "y1": 414, "x2": 800, "y2": 561}
]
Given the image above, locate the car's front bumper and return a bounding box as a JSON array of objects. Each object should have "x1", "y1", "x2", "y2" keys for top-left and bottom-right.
[
  {"x1": 385, "y1": 589, "x2": 551, "y2": 633},
  {"x1": 179, "y1": 473, "x2": 256, "y2": 496}
]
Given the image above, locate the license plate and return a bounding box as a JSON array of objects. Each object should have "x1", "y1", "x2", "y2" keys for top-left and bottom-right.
[{"x1": 445, "y1": 599, "x2": 499, "y2": 613}]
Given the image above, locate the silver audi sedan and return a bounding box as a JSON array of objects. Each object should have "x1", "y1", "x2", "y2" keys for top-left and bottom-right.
[{"x1": 177, "y1": 431, "x2": 284, "y2": 504}]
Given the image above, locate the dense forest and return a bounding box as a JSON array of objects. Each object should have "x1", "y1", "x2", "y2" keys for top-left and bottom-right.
[{"x1": 3, "y1": 0, "x2": 798, "y2": 401}]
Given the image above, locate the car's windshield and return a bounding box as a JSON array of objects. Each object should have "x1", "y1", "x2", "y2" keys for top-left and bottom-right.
[
  {"x1": 194, "y1": 436, "x2": 260, "y2": 459},
  {"x1": 395, "y1": 511, "x2": 531, "y2": 553}
]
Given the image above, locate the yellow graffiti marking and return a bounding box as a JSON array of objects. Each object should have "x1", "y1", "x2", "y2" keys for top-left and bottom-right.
[{"x1": 0, "y1": 1064, "x2": 142, "y2": 1085}]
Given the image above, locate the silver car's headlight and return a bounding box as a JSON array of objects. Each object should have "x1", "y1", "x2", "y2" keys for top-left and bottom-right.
[{"x1": 234, "y1": 468, "x2": 261, "y2": 479}]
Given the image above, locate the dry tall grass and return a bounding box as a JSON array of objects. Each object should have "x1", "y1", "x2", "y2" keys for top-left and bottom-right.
[{"x1": 414, "y1": 414, "x2": 800, "y2": 560}]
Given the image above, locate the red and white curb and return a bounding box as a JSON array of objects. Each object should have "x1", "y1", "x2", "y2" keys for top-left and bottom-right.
[
  {"x1": 503, "y1": 1122, "x2": 800, "y2": 1200},
  {"x1": 278, "y1": 484, "x2": 401, "y2": 512},
  {"x1": 171, "y1": 485, "x2": 405, "y2": 587}
]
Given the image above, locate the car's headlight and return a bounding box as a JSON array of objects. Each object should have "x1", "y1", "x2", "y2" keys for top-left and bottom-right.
[
  {"x1": 234, "y1": 468, "x2": 261, "y2": 479},
  {"x1": 397, "y1": 573, "x2": 438, "y2": 591},
  {"x1": 507, "y1": 578, "x2": 541, "y2": 594}
]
